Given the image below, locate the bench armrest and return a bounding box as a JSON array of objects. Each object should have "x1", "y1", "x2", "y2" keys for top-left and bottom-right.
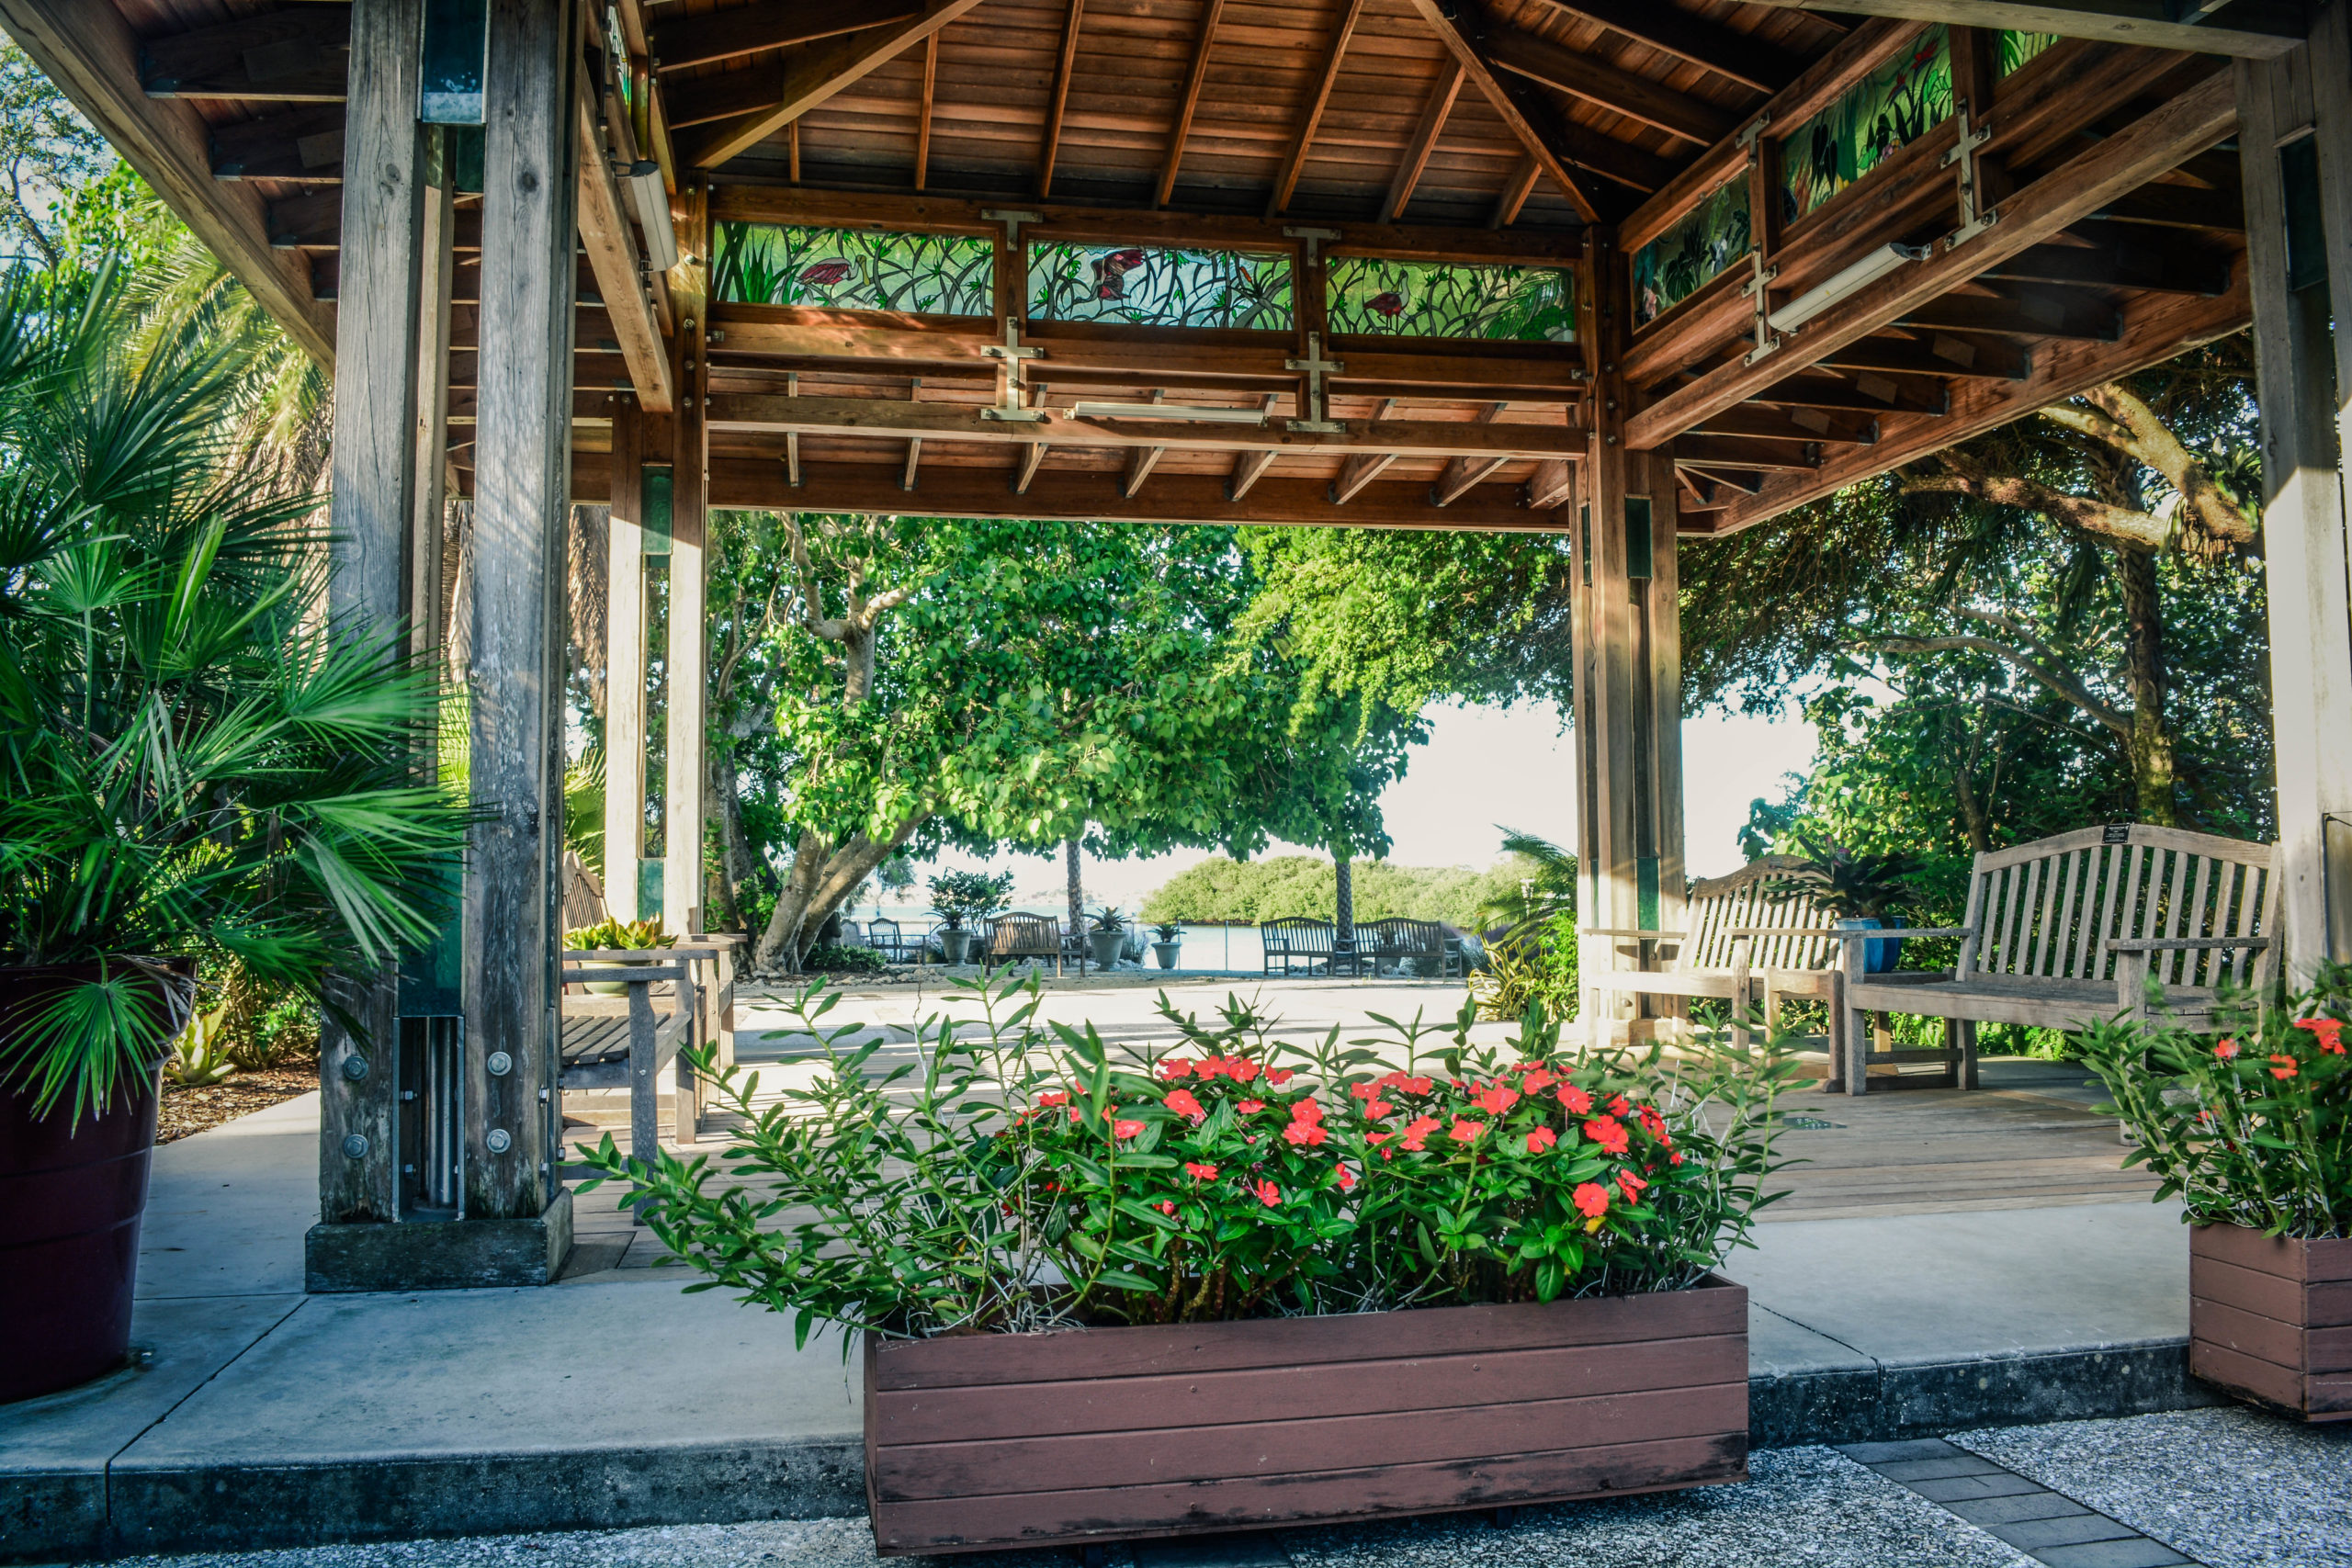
[
  {"x1": 1724, "y1": 926, "x2": 1849, "y2": 938},
  {"x1": 2105, "y1": 936, "x2": 2268, "y2": 953},
  {"x1": 1582, "y1": 927, "x2": 1687, "y2": 940},
  {"x1": 1832, "y1": 926, "x2": 1975, "y2": 942}
]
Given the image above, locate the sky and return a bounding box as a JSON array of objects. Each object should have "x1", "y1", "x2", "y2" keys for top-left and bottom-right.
[{"x1": 906, "y1": 700, "x2": 1822, "y2": 912}]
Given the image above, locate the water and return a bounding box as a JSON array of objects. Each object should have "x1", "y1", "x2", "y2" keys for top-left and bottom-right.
[{"x1": 840, "y1": 906, "x2": 1272, "y2": 974}]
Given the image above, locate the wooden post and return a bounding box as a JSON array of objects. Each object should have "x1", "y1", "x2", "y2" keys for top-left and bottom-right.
[
  {"x1": 463, "y1": 0, "x2": 577, "y2": 1250},
  {"x1": 605, "y1": 400, "x2": 648, "y2": 922},
  {"x1": 2241, "y1": 17, "x2": 2352, "y2": 978},
  {"x1": 317, "y1": 0, "x2": 430, "y2": 1232},
  {"x1": 410, "y1": 127, "x2": 456, "y2": 672},
  {"x1": 664, "y1": 176, "x2": 711, "y2": 938}
]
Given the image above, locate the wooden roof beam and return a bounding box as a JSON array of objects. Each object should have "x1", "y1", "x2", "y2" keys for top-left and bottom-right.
[
  {"x1": 1039, "y1": 0, "x2": 1086, "y2": 198},
  {"x1": 1752, "y1": 371, "x2": 1949, "y2": 415},
  {"x1": 1385, "y1": 63, "x2": 1465, "y2": 223},
  {"x1": 915, "y1": 32, "x2": 939, "y2": 191},
  {"x1": 1410, "y1": 0, "x2": 1606, "y2": 222},
  {"x1": 1624, "y1": 63, "x2": 2236, "y2": 448},
  {"x1": 1897, "y1": 286, "x2": 2120, "y2": 342},
  {"x1": 1738, "y1": 0, "x2": 2301, "y2": 60},
  {"x1": 1266, "y1": 0, "x2": 1367, "y2": 217},
  {"x1": 679, "y1": 0, "x2": 987, "y2": 168},
  {"x1": 1226, "y1": 393, "x2": 1283, "y2": 497},
  {"x1": 1489, "y1": 156, "x2": 1541, "y2": 228},
  {"x1": 1157, "y1": 0, "x2": 1228, "y2": 208},
  {"x1": 1484, "y1": 23, "x2": 1737, "y2": 147},
  {"x1": 1818, "y1": 333, "x2": 2031, "y2": 382},
  {"x1": 1329, "y1": 399, "x2": 1401, "y2": 502},
  {"x1": 1531, "y1": 0, "x2": 1805, "y2": 96},
  {"x1": 139, "y1": 3, "x2": 349, "y2": 102},
  {"x1": 574, "y1": 73, "x2": 674, "y2": 413},
  {"x1": 650, "y1": 0, "x2": 917, "y2": 73}
]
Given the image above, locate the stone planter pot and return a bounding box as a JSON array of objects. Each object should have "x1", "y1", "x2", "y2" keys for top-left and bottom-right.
[
  {"x1": 940, "y1": 930, "x2": 974, "y2": 965},
  {"x1": 2190, "y1": 1223, "x2": 2352, "y2": 1421},
  {"x1": 1088, "y1": 931, "x2": 1125, "y2": 968},
  {"x1": 2, "y1": 961, "x2": 192, "y2": 1404},
  {"x1": 864, "y1": 1278, "x2": 1748, "y2": 1555},
  {"x1": 1151, "y1": 941, "x2": 1181, "y2": 970}
]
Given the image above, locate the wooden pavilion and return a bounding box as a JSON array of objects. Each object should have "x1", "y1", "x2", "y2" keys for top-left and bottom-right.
[{"x1": 8, "y1": 0, "x2": 2346, "y2": 1289}]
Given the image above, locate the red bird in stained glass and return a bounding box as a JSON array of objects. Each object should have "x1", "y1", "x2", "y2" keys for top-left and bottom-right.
[
  {"x1": 1367, "y1": 290, "x2": 1407, "y2": 318},
  {"x1": 797, "y1": 259, "x2": 854, "y2": 287},
  {"x1": 1091, "y1": 248, "x2": 1147, "y2": 299}
]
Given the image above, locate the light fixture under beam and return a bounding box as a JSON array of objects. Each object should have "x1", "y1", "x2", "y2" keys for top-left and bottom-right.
[
  {"x1": 625, "y1": 162, "x2": 681, "y2": 274},
  {"x1": 1068, "y1": 402, "x2": 1272, "y2": 424},
  {"x1": 1767, "y1": 243, "x2": 1930, "y2": 335}
]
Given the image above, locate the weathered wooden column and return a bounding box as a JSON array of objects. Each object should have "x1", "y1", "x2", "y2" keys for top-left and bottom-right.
[
  {"x1": 458, "y1": 0, "x2": 578, "y2": 1266},
  {"x1": 663, "y1": 178, "x2": 711, "y2": 936},
  {"x1": 2240, "y1": 9, "x2": 2352, "y2": 977},
  {"x1": 1573, "y1": 237, "x2": 1687, "y2": 1043},
  {"x1": 605, "y1": 400, "x2": 648, "y2": 923},
  {"x1": 313, "y1": 0, "x2": 430, "y2": 1247}
]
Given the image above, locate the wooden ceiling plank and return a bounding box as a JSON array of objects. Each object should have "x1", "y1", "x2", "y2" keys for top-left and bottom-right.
[
  {"x1": 1384, "y1": 63, "x2": 1465, "y2": 223},
  {"x1": 1266, "y1": 0, "x2": 1368, "y2": 218},
  {"x1": 1751, "y1": 371, "x2": 1948, "y2": 415},
  {"x1": 1039, "y1": 0, "x2": 1086, "y2": 198},
  {"x1": 1623, "y1": 64, "x2": 2238, "y2": 449},
  {"x1": 575, "y1": 71, "x2": 675, "y2": 413},
  {"x1": 1737, "y1": 0, "x2": 2301, "y2": 61},
  {"x1": 1532, "y1": 0, "x2": 1806, "y2": 95},
  {"x1": 0, "y1": 0, "x2": 333, "y2": 363},
  {"x1": 1157, "y1": 0, "x2": 1229, "y2": 208},
  {"x1": 139, "y1": 3, "x2": 350, "y2": 102},
  {"x1": 680, "y1": 0, "x2": 989, "y2": 169},
  {"x1": 651, "y1": 0, "x2": 920, "y2": 73},
  {"x1": 1484, "y1": 23, "x2": 1736, "y2": 147},
  {"x1": 1898, "y1": 286, "x2": 2118, "y2": 342}
]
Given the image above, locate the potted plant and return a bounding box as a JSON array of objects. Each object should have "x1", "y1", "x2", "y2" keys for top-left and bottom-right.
[
  {"x1": 561, "y1": 917, "x2": 673, "y2": 994},
  {"x1": 1148, "y1": 920, "x2": 1183, "y2": 970},
  {"x1": 578, "y1": 976, "x2": 1798, "y2": 1553},
  {"x1": 2080, "y1": 979, "x2": 2350, "y2": 1421},
  {"x1": 1768, "y1": 835, "x2": 1925, "y2": 974},
  {"x1": 927, "y1": 869, "x2": 1013, "y2": 966},
  {"x1": 1087, "y1": 905, "x2": 1128, "y2": 969},
  {"x1": 0, "y1": 266, "x2": 468, "y2": 1404}
]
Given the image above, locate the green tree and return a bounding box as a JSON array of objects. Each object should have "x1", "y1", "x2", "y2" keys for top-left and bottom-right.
[{"x1": 0, "y1": 39, "x2": 109, "y2": 273}]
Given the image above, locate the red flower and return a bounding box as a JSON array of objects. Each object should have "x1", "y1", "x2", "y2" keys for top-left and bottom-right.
[
  {"x1": 1335, "y1": 1162, "x2": 1356, "y2": 1190},
  {"x1": 1365, "y1": 1131, "x2": 1391, "y2": 1145},
  {"x1": 1035, "y1": 1091, "x2": 1069, "y2": 1107},
  {"x1": 797, "y1": 259, "x2": 854, "y2": 287},
  {"x1": 1184, "y1": 1160, "x2": 1219, "y2": 1180},
  {"x1": 1584, "y1": 1115, "x2": 1630, "y2": 1156},
  {"x1": 1157, "y1": 1058, "x2": 1194, "y2": 1080},
  {"x1": 1519, "y1": 1066, "x2": 1556, "y2": 1094},
  {"x1": 1268, "y1": 1067, "x2": 1295, "y2": 1087},
  {"x1": 2269, "y1": 1055, "x2": 2300, "y2": 1080},
  {"x1": 1471, "y1": 1084, "x2": 1521, "y2": 1115},
  {"x1": 1113, "y1": 1119, "x2": 1145, "y2": 1139},
  {"x1": 1367, "y1": 289, "x2": 1406, "y2": 317},
  {"x1": 1238, "y1": 1099, "x2": 1265, "y2": 1114},
  {"x1": 1164, "y1": 1089, "x2": 1205, "y2": 1122},
  {"x1": 1363, "y1": 1098, "x2": 1393, "y2": 1119},
  {"x1": 1607, "y1": 1094, "x2": 1631, "y2": 1119},
  {"x1": 1157, "y1": 1201, "x2": 1176, "y2": 1215},
  {"x1": 1449, "y1": 1118, "x2": 1487, "y2": 1145},
  {"x1": 2215, "y1": 1038, "x2": 2241, "y2": 1060},
  {"x1": 1399, "y1": 1114, "x2": 1442, "y2": 1151},
  {"x1": 1283, "y1": 1120, "x2": 1329, "y2": 1146},
  {"x1": 1526, "y1": 1126, "x2": 1558, "y2": 1154},
  {"x1": 1669, "y1": 1150, "x2": 1685, "y2": 1166},
  {"x1": 1615, "y1": 1168, "x2": 1649, "y2": 1202},
  {"x1": 1573, "y1": 1182, "x2": 1610, "y2": 1219},
  {"x1": 1557, "y1": 1085, "x2": 1593, "y2": 1114},
  {"x1": 1292, "y1": 1099, "x2": 1325, "y2": 1125},
  {"x1": 1253, "y1": 1178, "x2": 1281, "y2": 1207},
  {"x1": 1229, "y1": 1059, "x2": 1261, "y2": 1084},
  {"x1": 1637, "y1": 1104, "x2": 1671, "y2": 1145},
  {"x1": 2294, "y1": 1017, "x2": 2346, "y2": 1055}
]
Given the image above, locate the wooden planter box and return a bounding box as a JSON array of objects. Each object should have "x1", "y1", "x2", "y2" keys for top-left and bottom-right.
[
  {"x1": 863, "y1": 1277, "x2": 1747, "y2": 1555},
  {"x1": 2189, "y1": 1224, "x2": 2352, "y2": 1421}
]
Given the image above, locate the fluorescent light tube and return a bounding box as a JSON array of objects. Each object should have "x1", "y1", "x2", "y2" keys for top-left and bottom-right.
[
  {"x1": 1766, "y1": 243, "x2": 1928, "y2": 333},
  {"x1": 1069, "y1": 402, "x2": 1270, "y2": 424},
  {"x1": 625, "y1": 162, "x2": 680, "y2": 273}
]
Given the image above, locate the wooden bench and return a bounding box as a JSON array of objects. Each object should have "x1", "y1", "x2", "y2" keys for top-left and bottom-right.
[
  {"x1": 1581, "y1": 856, "x2": 1848, "y2": 1059},
  {"x1": 560, "y1": 950, "x2": 703, "y2": 1181},
  {"x1": 981, "y1": 911, "x2": 1065, "y2": 974},
  {"x1": 1359, "y1": 917, "x2": 1464, "y2": 977},
  {"x1": 1838, "y1": 824, "x2": 2278, "y2": 1096},
  {"x1": 1261, "y1": 918, "x2": 1363, "y2": 977}
]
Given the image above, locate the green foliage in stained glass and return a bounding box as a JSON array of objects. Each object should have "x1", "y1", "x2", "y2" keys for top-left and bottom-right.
[
  {"x1": 1633, "y1": 179, "x2": 1750, "y2": 327},
  {"x1": 711, "y1": 222, "x2": 993, "y2": 315},
  {"x1": 1781, "y1": 25, "x2": 1952, "y2": 223},
  {"x1": 1324, "y1": 257, "x2": 1575, "y2": 343},
  {"x1": 1996, "y1": 29, "x2": 2060, "y2": 76},
  {"x1": 1027, "y1": 243, "x2": 1292, "y2": 329}
]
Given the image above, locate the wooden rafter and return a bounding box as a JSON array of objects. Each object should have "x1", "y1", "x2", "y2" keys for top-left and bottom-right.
[
  {"x1": 915, "y1": 32, "x2": 939, "y2": 191},
  {"x1": 1266, "y1": 0, "x2": 1368, "y2": 218},
  {"x1": 209, "y1": 106, "x2": 347, "y2": 182},
  {"x1": 574, "y1": 73, "x2": 675, "y2": 413},
  {"x1": 679, "y1": 0, "x2": 987, "y2": 169},
  {"x1": 1159, "y1": 0, "x2": 1229, "y2": 208},
  {"x1": 1039, "y1": 0, "x2": 1086, "y2": 198},
  {"x1": 1532, "y1": 0, "x2": 1804, "y2": 95},
  {"x1": 650, "y1": 0, "x2": 918, "y2": 73},
  {"x1": 1525, "y1": 458, "x2": 1573, "y2": 508},
  {"x1": 1484, "y1": 23, "x2": 1736, "y2": 147},
  {"x1": 1329, "y1": 399, "x2": 1401, "y2": 502},
  {"x1": 1226, "y1": 394, "x2": 1283, "y2": 497},
  {"x1": 1385, "y1": 64, "x2": 1464, "y2": 223},
  {"x1": 1739, "y1": 0, "x2": 2301, "y2": 60},
  {"x1": 1488, "y1": 155, "x2": 1541, "y2": 228},
  {"x1": 1431, "y1": 402, "x2": 1513, "y2": 504},
  {"x1": 139, "y1": 3, "x2": 349, "y2": 101},
  {"x1": 1015, "y1": 440, "x2": 1048, "y2": 494}
]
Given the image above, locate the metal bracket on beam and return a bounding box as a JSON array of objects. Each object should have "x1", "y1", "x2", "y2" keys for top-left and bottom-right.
[
  {"x1": 1285, "y1": 330, "x2": 1347, "y2": 434},
  {"x1": 1741, "y1": 247, "x2": 1781, "y2": 367},
  {"x1": 1736, "y1": 113, "x2": 1771, "y2": 151},
  {"x1": 1942, "y1": 102, "x2": 1998, "y2": 251},
  {"x1": 978, "y1": 319, "x2": 1049, "y2": 423}
]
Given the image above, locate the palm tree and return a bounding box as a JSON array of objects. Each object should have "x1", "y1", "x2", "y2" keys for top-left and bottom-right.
[{"x1": 1477, "y1": 825, "x2": 1579, "y2": 934}]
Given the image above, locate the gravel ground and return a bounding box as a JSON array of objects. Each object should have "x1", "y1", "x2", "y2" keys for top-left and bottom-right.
[
  {"x1": 78, "y1": 1449, "x2": 2030, "y2": 1568},
  {"x1": 1957, "y1": 1406, "x2": 2352, "y2": 1568}
]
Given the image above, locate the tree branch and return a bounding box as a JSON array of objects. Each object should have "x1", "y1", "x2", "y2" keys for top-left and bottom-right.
[{"x1": 1866, "y1": 632, "x2": 2132, "y2": 738}]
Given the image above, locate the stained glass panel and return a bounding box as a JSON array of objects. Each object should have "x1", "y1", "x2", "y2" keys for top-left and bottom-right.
[
  {"x1": 1633, "y1": 179, "x2": 1751, "y2": 327},
  {"x1": 1325, "y1": 257, "x2": 1576, "y2": 342},
  {"x1": 710, "y1": 222, "x2": 993, "y2": 314},
  {"x1": 1027, "y1": 243, "x2": 1292, "y2": 329},
  {"x1": 1780, "y1": 25, "x2": 1952, "y2": 222},
  {"x1": 1997, "y1": 29, "x2": 2060, "y2": 75}
]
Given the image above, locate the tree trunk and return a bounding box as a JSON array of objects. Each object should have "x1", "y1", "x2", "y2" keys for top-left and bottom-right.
[
  {"x1": 1949, "y1": 711, "x2": 1994, "y2": 853},
  {"x1": 1066, "y1": 836, "x2": 1083, "y2": 937},
  {"x1": 708, "y1": 742, "x2": 752, "y2": 933},
  {"x1": 2115, "y1": 545, "x2": 2177, "y2": 826},
  {"x1": 1334, "y1": 853, "x2": 1354, "y2": 941},
  {"x1": 754, "y1": 820, "x2": 923, "y2": 972}
]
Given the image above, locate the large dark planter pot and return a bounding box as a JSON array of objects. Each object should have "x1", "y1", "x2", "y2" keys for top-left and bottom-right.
[
  {"x1": 864, "y1": 1277, "x2": 1748, "y2": 1555},
  {"x1": 940, "y1": 930, "x2": 974, "y2": 965},
  {"x1": 2189, "y1": 1223, "x2": 2352, "y2": 1421},
  {"x1": 1088, "y1": 931, "x2": 1125, "y2": 968},
  {"x1": 1, "y1": 962, "x2": 189, "y2": 1404}
]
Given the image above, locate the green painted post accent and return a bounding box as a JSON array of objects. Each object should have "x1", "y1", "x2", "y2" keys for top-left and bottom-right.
[
  {"x1": 638, "y1": 858, "x2": 665, "y2": 919},
  {"x1": 642, "y1": 467, "x2": 673, "y2": 555},
  {"x1": 1625, "y1": 496, "x2": 1653, "y2": 581},
  {"x1": 1638, "y1": 857, "x2": 1660, "y2": 933},
  {"x1": 2283, "y1": 136, "x2": 2329, "y2": 294},
  {"x1": 1579, "y1": 502, "x2": 1592, "y2": 585},
  {"x1": 447, "y1": 124, "x2": 484, "y2": 194},
  {"x1": 420, "y1": 0, "x2": 489, "y2": 124}
]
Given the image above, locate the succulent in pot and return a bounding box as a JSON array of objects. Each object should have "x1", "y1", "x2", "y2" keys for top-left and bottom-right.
[
  {"x1": 1149, "y1": 920, "x2": 1182, "y2": 971},
  {"x1": 1766, "y1": 833, "x2": 1926, "y2": 974},
  {"x1": 1087, "y1": 905, "x2": 1128, "y2": 968},
  {"x1": 0, "y1": 264, "x2": 469, "y2": 1403},
  {"x1": 562, "y1": 918, "x2": 674, "y2": 994}
]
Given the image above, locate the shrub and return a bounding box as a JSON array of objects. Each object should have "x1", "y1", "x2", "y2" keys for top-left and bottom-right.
[
  {"x1": 1141, "y1": 855, "x2": 1534, "y2": 931},
  {"x1": 1471, "y1": 912, "x2": 1580, "y2": 1022},
  {"x1": 928, "y1": 868, "x2": 1013, "y2": 931},
  {"x1": 2081, "y1": 968, "x2": 2350, "y2": 1237},
  {"x1": 574, "y1": 975, "x2": 1799, "y2": 1341},
  {"x1": 803, "y1": 943, "x2": 887, "y2": 974}
]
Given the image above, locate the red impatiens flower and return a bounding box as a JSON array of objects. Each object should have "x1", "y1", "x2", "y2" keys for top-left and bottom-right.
[
  {"x1": 1615, "y1": 1168, "x2": 1649, "y2": 1202},
  {"x1": 1035, "y1": 1090, "x2": 1069, "y2": 1106},
  {"x1": 1365, "y1": 1131, "x2": 1391, "y2": 1145},
  {"x1": 1163, "y1": 1089, "x2": 1205, "y2": 1122},
  {"x1": 1471, "y1": 1084, "x2": 1521, "y2": 1115},
  {"x1": 1584, "y1": 1115, "x2": 1631, "y2": 1156},
  {"x1": 1519, "y1": 1066, "x2": 1556, "y2": 1095},
  {"x1": 1113, "y1": 1119, "x2": 1145, "y2": 1139},
  {"x1": 2269, "y1": 1055, "x2": 2300, "y2": 1080},
  {"x1": 1184, "y1": 1161, "x2": 1219, "y2": 1180},
  {"x1": 1238, "y1": 1099, "x2": 1265, "y2": 1114},
  {"x1": 1157, "y1": 1201, "x2": 1176, "y2": 1215},
  {"x1": 1268, "y1": 1067, "x2": 1295, "y2": 1087},
  {"x1": 1526, "y1": 1126, "x2": 1558, "y2": 1154},
  {"x1": 1399, "y1": 1114, "x2": 1442, "y2": 1151},
  {"x1": 1557, "y1": 1084, "x2": 1593, "y2": 1114},
  {"x1": 1157, "y1": 1057, "x2": 1195, "y2": 1080},
  {"x1": 1573, "y1": 1181, "x2": 1610, "y2": 1219},
  {"x1": 1449, "y1": 1118, "x2": 1487, "y2": 1145},
  {"x1": 1669, "y1": 1150, "x2": 1685, "y2": 1166},
  {"x1": 1228, "y1": 1060, "x2": 1262, "y2": 1084},
  {"x1": 1335, "y1": 1162, "x2": 1356, "y2": 1190},
  {"x1": 1253, "y1": 1178, "x2": 1281, "y2": 1207},
  {"x1": 1636, "y1": 1104, "x2": 1670, "y2": 1144},
  {"x1": 2295, "y1": 1017, "x2": 2346, "y2": 1055},
  {"x1": 2215, "y1": 1038, "x2": 2241, "y2": 1060},
  {"x1": 1283, "y1": 1119, "x2": 1329, "y2": 1147}
]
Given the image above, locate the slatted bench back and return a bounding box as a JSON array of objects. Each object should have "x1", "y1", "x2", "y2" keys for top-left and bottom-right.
[
  {"x1": 1362, "y1": 918, "x2": 1447, "y2": 957},
  {"x1": 1680, "y1": 857, "x2": 1839, "y2": 973},
  {"x1": 1261, "y1": 918, "x2": 1338, "y2": 955},
  {"x1": 984, "y1": 913, "x2": 1062, "y2": 959},
  {"x1": 1960, "y1": 825, "x2": 2278, "y2": 991}
]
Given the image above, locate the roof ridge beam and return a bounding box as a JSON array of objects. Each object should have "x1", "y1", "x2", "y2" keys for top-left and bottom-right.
[
  {"x1": 1485, "y1": 23, "x2": 1737, "y2": 147},
  {"x1": 1531, "y1": 0, "x2": 1804, "y2": 95},
  {"x1": 1736, "y1": 0, "x2": 2301, "y2": 61},
  {"x1": 650, "y1": 0, "x2": 917, "y2": 73}
]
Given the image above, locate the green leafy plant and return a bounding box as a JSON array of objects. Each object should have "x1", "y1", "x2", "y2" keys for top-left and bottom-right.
[
  {"x1": 926, "y1": 868, "x2": 1013, "y2": 932},
  {"x1": 1471, "y1": 912, "x2": 1579, "y2": 1023},
  {"x1": 162, "y1": 1002, "x2": 235, "y2": 1088},
  {"x1": 803, "y1": 943, "x2": 887, "y2": 975},
  {"x1": 1150, "y1": 921, "x2": 1183, "y2": 943},
  {"x1": 561, "y1": 918, "x2": 672, "y2": 952},
  {"x1": 0, "y1": 262, "x2": 469, "y2": 1121},
  {"x1": 2080, "y1": 970, "x2": 2350, "y2": 1237},
  {"x1": 1767, "y1": 834, "x2": 1926, "y2": 922},
  {"x1": 1088, "y1": 905, "x2": 1127, "y2": 935},
  {"x1": 573, "y1": 975, "x2": 1798, "y2": 1344}
]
